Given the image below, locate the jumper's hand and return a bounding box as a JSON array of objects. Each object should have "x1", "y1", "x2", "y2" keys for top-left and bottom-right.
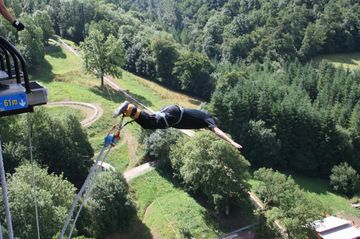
[
  {"x1": 12, "y1": 20, "x2": 24, "y2": 31},
  {"x1": 232, "y1": 142, "x2": 243, "y2": 152}
]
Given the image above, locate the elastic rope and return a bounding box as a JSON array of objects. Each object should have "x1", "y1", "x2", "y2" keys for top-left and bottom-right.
[
  {"x1": 67, "y1": 147, "x2": 112, "y2": 239},
  {"x1": 27, "y1": 113, "x2": 41, "y2": 239},
  {"x1": 60, "y1": 145, "x2": 108, "y2": 239}
]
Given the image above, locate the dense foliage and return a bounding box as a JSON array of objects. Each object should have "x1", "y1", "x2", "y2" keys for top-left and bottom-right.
[
  {"x1": 138, "y1": 128, "x2": 183, "y2": 163},
  {"x1": 0, "y1": 110, "x2": 94, "y2": 188},
  {"x1": 108, "y1": 0, "x2": 360, "y2": 62},
  {"x1": 84, "y1": 172, "x2": 136, "y2": 238},
  {"x1": 210, "y1": 62, "x2": 359, "y2": 177},
  {"x1": 28, "y1": 111, "x2": 94, "y2": 188},
  {"x1": 330, "y1": 162, "x2": 360, "y2": 197},
  {"x1": 170, "y1": 131, "x2": 250, "y2": 214},
  {"x1": 6, "y1": 163, "x2": 75, "y2": 239},
  {"x1": 254, "y1": 168, "x2": 325, "y2": 238}
]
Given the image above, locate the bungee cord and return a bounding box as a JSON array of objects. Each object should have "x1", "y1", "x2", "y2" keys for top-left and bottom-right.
[
  {"x1": 0, "y1": 140, "x2": 14, "y2": 239},
  {"x1": 27, "y1": 113, "x2": 41, "y2": 239},
  {"x1": 60, "y1": 115, "x2": 133, "y2": 239},
  {"x1": 67, "y1": 148, "x2": 113, "y2": 239}
]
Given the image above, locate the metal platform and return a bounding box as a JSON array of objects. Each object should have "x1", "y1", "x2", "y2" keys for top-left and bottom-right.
[{"x1": 0, "y1": 36, "x2": 47, "y2": 117}]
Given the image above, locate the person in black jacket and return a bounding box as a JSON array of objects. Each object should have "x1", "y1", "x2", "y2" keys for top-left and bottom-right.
[
  {"x1": 113, "y1": 101, "x2": 242, "y2": 151},
  {"x1": 0, "y1": 0, "x2": 24, "y2": 31}
]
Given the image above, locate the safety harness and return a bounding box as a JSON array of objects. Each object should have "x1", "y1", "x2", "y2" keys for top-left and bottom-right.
[{"x1": 155, "y1": 105, "x2": 184, "y2": 128}]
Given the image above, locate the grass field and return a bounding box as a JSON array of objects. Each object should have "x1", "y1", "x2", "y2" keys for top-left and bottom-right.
[
  {"x1": 44, "y1": 106, "x2": 85, "y2": 121},
  {"x1": 114, "y1": 71, "x2": 202, "y2": 111},
  {"x1": 130, "y1": 170, "x2": 255, "y2": 238},
  {"x1": 314, "y1": 52, "x2": 360, "y2": 70},
  {"x1": 293, "y1": 175, "x2": 360, "y2": 218},
  {"x1": 249, "y1": 174, "x2": 360, "y2": 219}
]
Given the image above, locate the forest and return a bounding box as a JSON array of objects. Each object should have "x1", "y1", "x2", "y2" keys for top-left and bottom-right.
[{"x1": 0, "y1": 0, "x2": 359, "y2": 238}]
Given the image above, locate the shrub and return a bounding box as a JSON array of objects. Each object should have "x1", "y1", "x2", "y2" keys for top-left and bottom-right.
[
  {"x1": 330, "y1": 162, "x2": 360, "y2": 197},
  {"x1": 86, "y1": 171, "x2": 136, "y2": 237},
  {"x1": 141, "y1": 128, "x2": 183, "y2": 163}
]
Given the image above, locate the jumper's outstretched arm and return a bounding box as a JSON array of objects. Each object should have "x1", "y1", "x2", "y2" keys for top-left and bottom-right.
[
  {"x1": 211, "y1": 127, "x2": 242, "y2": 151},
  {"x1": 0, "y1": 0, "x2": 14, "y2": 23}
]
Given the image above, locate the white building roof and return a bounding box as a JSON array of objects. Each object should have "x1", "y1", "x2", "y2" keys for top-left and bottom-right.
[
  {"x1": 313, "y1": 216, "x2": 351, "y2": 233},
  {"x1": 320, "y1": 224, "x2": 360, "y2": 239}
]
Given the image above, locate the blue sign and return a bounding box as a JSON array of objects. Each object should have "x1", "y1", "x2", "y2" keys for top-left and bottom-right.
[{"x1": 0, "y1": 92, "x2": 28, "y2": 112}]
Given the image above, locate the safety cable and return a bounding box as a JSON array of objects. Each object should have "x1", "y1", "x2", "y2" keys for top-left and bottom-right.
[
  {"x1": 60, "y1": 145, "x2": 109, "y2": 239},
  {"x1": 67, "y1": 148, "x2": 113, "y2": 239},
  {"x1": 0, "y1": 139, "x2": 14, "y2": 239},
  {"x1": 60, "y1": 115, "x2": 130, "y2": 238},
  {"x1": 0, "y1": 208, "x2": 3, "y2": 239},
  {"x1": 27, "y1": 113, "x2": 41, "y2": 239}
]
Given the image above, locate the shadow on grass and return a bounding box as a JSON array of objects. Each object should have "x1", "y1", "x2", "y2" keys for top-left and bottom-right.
[
  {"x1": 154, "y1": 163, "x2": 184, "y2": 189},
  {"x1": 292, "y1": 174, "x2": 329, "y2": 194},
  {"x1": 107, "y1": 217, "x2": 153, "y2": 239},
  {"x1": 202, "y1": 196, "x2": 256, "y2": 234},
  {"x1": 315, "y1": 52, "x2": 360, "y2": 66},
  {"x1": 154, "y1": 163, "x2": 257, "y2": 235},
  {"x1": 30, "y1": 58, "x2": 54, "y2": 83},
  {"x1": 45, "y1": 44, "x2": 66, "y2": 58},
  {"x1": 90, "y1": 86, "x2": 126, "y2": 104},
  {"x1": 328, "y1": 54, "x2": 360, "y2": 65}
]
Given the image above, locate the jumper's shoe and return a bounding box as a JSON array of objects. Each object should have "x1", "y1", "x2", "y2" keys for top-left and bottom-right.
[{"x1": 113, "y1": 101, "x2": 129, "y2": 118}]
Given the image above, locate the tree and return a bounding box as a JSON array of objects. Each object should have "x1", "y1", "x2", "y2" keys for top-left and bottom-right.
[
  {"x1": 330, "y1": 162, "x2": 360, "y2": 197},
  {"x1": 173, "y1": 50, "x2": 215, "y2": 99},
  {"x1": 202, "y1": 13, "x2": 226, "y2": 60},
  {"x1": 25, "y1": 110, "x2": 93, "y2": 188},
  {"x1": 85, "y1": 171, "x2": 136, "y2": 238},
  {"x1": 6, "y1": 163, "x2": 76, "y2": 239},
  {"x1": 254, "y1": 168, "x2": 325, "y2": 239},
  {"x1": 33, "y1": 10, "x2": 54, "y2": 45},
  {"x1": 245, "y1": 120, "x2": 281, "y2": 168},
  {"x1": 141, "y1": 128, "x2": 183, "y2": 163},
  {"x1": 81, "y1": 23, "x2": 125, "y2": 89},
  {"x1": 170, "y1": 131, "x2": 250, "y2": 215},
  {"x1": 2, "y1": 141, "x2": 27, "y2": 173},
  {"x1": 151, "y1": 33, "x2": 179, "y2": 88},
  {"x1": 298, "y1": 23, "x2": 326, "y2": 60},
  {"x1": 18, "y1": 13, "x2": 44, "y2": 67}
]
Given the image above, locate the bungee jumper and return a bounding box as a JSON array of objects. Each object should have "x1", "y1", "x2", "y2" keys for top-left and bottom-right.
[
  {"x1": 113, "y1": 101, "x2": 243, "y2": 151},
  {"x1": 0, "y1": 0, "x2": 24, "y2": 31}
]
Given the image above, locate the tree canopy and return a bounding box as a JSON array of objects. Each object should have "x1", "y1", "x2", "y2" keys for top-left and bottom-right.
[
  {"x1": 170, "y1": 131, "x2": 250, "y2": 214},
  {"x1": 6, "y1": 163, "x2": 76, "y2": 239}
]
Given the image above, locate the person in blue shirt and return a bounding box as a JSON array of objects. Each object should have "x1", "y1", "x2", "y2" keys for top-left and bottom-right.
[{"x1": 113, "y1": 101, "x2": 242, "y2": 151}]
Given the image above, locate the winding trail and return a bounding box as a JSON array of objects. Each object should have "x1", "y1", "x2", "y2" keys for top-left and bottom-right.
[{"x1": 46, "y1": 101, "x2": 103, "y2": 127}]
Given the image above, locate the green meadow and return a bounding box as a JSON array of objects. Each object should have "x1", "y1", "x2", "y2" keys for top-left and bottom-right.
[{"x1": 314, "y1": 52, "x2": 360, "y2": 70}]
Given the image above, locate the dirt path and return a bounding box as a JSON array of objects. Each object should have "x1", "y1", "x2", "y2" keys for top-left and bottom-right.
[
  {"x1": 46, "y1": 101, "x2": 103, "y2": 127},
  {"x1": 123, "y1": 161, "x2": 158, "y2": 182},
  {"x1": 123, "y1": 129, "x2": 138, "y2": 167}
]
